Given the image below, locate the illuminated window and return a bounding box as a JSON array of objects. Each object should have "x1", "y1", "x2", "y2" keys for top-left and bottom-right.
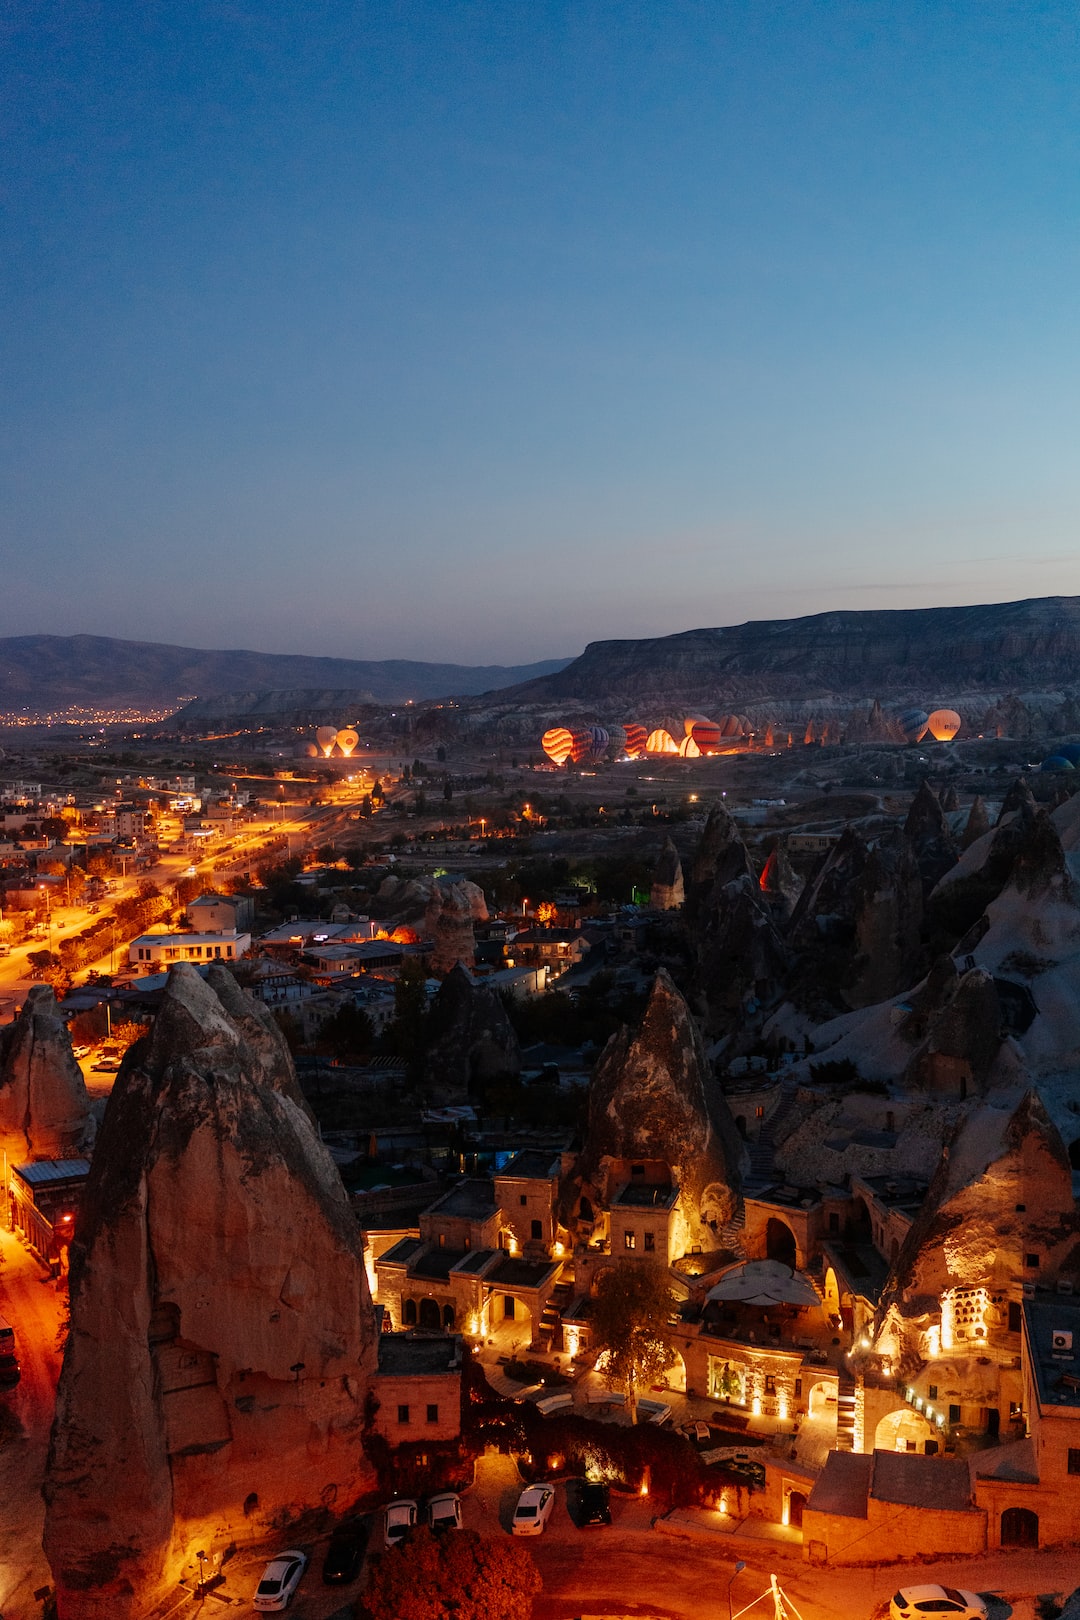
[{"x1": 624, "y1": 1232, "x2": 636, "y2": 1251}]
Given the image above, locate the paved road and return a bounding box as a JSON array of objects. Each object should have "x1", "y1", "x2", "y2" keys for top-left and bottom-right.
[{"x1": 0, "y1": 1226, "x2": 64, "y2": 1618}]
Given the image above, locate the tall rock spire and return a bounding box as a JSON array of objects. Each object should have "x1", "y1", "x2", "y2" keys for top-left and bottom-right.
[
  {"x1": 0, "y1": 985, "x2": 92, "y2": 1167},
  {"x1": 43, "y1": 965, "x2": 377, "y2": 1619}
]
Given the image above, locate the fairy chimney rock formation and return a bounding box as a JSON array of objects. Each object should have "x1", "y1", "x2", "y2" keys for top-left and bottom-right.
[
  {"x1": 426, "y1": 879, "x2": 487, "y2": 974},
  {"x1": 573, "y1": 969, "x2": 743, "y2": 1250},
  {"x1": 961, "y1": 795, "x2": 990, "y2": 849},
  {"x1": 650, "y1": 838, "x2": 685, "y2": 911},
  {"x1": 0, "y1": 985, "x2": 92, "y2": 1167},
  {"x1": 422, "y1": 963, "x2": 521, "y2": 1102},
  {"x1": 43, "y1": 964, "x2": 377, "y2": 1620}
]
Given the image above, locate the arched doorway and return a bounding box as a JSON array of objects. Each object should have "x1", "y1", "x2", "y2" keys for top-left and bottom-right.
[
  {"x1": 808, "y1": 1380, "x2": 837, "y2": 1419},
  {"x1": 874, "y1": 1407, "x2": 937, "y2": 1453},
  {"x1": 419, "y1": 1298, "x2": 441, "y2": 1331},
  {"x1": 823, "y1": 1267, "x2": 840, "y2": 1317},
  {"x1": 403, "y1": 1298, "x2": 417, "y2": 1326},
  {"x1": 1000, "y1": 1507, "x2": 1038, "y2": 1548},
  {"x1": 662, "y1": 1350, "x2": 687, "y2": 1394},
  {"x1": 785, "y1": 1489, "x2": 808, "y2": 1528},
  {"x1": 766, "y1": 1218, "x2": 797, "y2": 1269},
  {"x1": 735, "y1": 1115, "x2": 748, "y2": 1139},
  {"x1": 442, "y1": 1303, "x2": 455, "y2": 1329}
]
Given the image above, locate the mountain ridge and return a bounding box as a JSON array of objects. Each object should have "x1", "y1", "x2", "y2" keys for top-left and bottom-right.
[
  {"x1": 486, "y1": 596, "x2": 1080, "y2": 709},
  {"x1": 0, "y1": 634, "x2": 574, "y2": 711}
]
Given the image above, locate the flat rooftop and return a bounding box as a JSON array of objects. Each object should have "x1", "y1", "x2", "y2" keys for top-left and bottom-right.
[
  {"x1": 12, "y1": 1158, "x2": 91, "y2": 1187},
  {"x1": 424, "y1": 1178, "x2": 498, "y2": 1220},
  {"x1": 377, "y1": 1333, "x2": 461, "y2": 1377},
  {"x1": 1025, "y1": 1298, "x2": 1080, "y2": 1411},
  {"x1": 486, "y1": 1255, "x2": 559, "y2": 1289},
  {"x1": 378, "y1": 1236, "x2": 425, "y2": 1268},
  {"x1": 410, "y1": 1249, "x2": 468, "y2": 1282},
  {"x1": 497, "y1": 1150, "x2": 562, "y2": 1181},
  {"x1": 614, "y1": 1182, "x2": 677, "y2": 1209}
]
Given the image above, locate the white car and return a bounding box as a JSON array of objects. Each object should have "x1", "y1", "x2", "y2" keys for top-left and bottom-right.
[
  {"x1": 891, "y1": 1588, "x2": 988, "y2": 1620},
  {"x1": 427, "y1": 1491, "x2": 463, "y2": 1532},
  {"x1": 252, "y1": 1549, "x2": 307, "y2": 1611},
  {"x1": 512, "y1": 1483, "x2": 556, "y2": 1536},
  {"x1": 384, "y1": 1498, "x2": 418, "y2": 1549}
]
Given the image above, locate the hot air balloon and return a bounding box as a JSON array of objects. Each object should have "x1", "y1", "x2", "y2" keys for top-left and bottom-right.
[
  {"x1": 678, "y1": 734, "x2": 701, "y2": 757},
  {"x1": 1042, "y1": 755, "x2": 1075, "y2": 773},
  {"x1": 541, "y1": 727, "x2": 574, "y2": 765},
  {"x1": 315, "y1": 726, "x2": 338, "y2": 757},
  {"x1": 646, "y1": 728, "x2": 680, "y2": 754},
  {"x1": 623, "y1": 723, "x2": 648, "y2": 758},
  {"x1": 927, "y1": 709, "x2": 961, "y2": 742},
  {"x1": 569, "y1": 730, "x2": 596, "y2": 764},
  {"x1": 898, "y1": 708, "x2": 930, "y2": 745},
  {"x1": 586, "y1": 725, "x2": 609, "y2": 759},
  {"x1": 606, "y1": 724, "x2": 627, "y2": 757},
  {"x1": 336, "y1": 727, "x2": 359, "y2": 757},
  {"x1": 685, "y1": 714, "x2": 722, "y2": 751},
  {"x1": 1061, "y1": 743, "x2": 1080, "y2": 764}
]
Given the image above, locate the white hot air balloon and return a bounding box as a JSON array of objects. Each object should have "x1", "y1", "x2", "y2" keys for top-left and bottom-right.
[{"x1": 316, "y1": 726, "x2": 338, "y2": 757}]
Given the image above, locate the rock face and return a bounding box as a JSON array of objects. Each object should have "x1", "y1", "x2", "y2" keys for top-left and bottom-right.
[
  {"x1": 43, "y1": 966, "x2": 377, "y2": 1620},
  {"x1": 650, "y1": 838, "x2": 685, "y2": 911},
  {"x1": 961, "y1": 795, "x2": 990, "y2": 848},
  {"x1": 874, "y1": 1090, "x2": 1080, "y2": 1373},
  {"x1": 425, "y1": 880, "x2": 488, "y2": 975},
  {"x1": 759, "y1": 842, "x2": 804, "y2": 922},
  {"x1": 0, "y1": 985, "x2": 92, "y2": 1166},
  {"x1": 683, "y1": 805, "x2": 753, "y2": 926},
  {"x1": 902, "y1": 965, "x2": 1007, "y2": 1096},
  {"x1": 422, "y1": 964, "x2": 521, "y2": 1102},
  {"x1": 571, "y1": 971, "x2": 744, "y2": 1250},
  {"x1": 903, "y1": 780, "x2": 958, "y2": 892}
]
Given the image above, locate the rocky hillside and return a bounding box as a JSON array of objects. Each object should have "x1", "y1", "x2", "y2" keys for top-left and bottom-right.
[
  {"x1": 493, "y1": 596, "x2": 1080, "y2": 710},
  {"x1": 0, "y1": 633, "x2": 572, "y2": 711}
]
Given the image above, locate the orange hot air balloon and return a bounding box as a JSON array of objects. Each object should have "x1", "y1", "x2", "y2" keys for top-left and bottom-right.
[
  {"x1": 678, "y1": 734, "x2": 701, "y2": 757},
  {"x1": 927, "y1": 708, "x2": 961, "y2": 742},
  {"x1": 623, "y1": 723, "x2": 648, "y2": 758},
  {"x1": 542, "y1": 727, "x2": 574, "y2": 765},
  {"x1": 646, "y1": 727, "x2": 680, "y2": 755},
  {"x1": 336, "y1": 727, "x2": 359, "y2": 757}
]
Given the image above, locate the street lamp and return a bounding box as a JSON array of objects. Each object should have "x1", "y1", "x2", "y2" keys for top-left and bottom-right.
[{"x1": 728, "y1": 1560, "x2": 746, "y2": 1620}]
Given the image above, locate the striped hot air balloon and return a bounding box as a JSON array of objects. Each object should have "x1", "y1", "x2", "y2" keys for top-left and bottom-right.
[
  {"x1": 623, "y1": 723, "x2": 648, "y2": 758},
  {"x1": 646, "y1": 728, "x2": 680, "y2": 754},
  {"x1": 586, "y1": 725, "x2": 609, "y2": 760},
  {"x1": 678, "y1": 734, "x2": 701, "y2": 757},
  {"x1": 898, "y1": 708, "x2": 930, "y2": 744},
  {"x1": 541, "y1": 727, "x2": 575, "y2": 765},
  {"x1": 685, "y1": 713, "x2": 722, "y2": 751}
]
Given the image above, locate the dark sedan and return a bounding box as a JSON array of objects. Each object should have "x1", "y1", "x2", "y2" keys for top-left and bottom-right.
[
  {"x1": 321, "y1": 1520, "x2": 368, "y2": 1585},
  {"x1": 576, "y1": 1482, "x2": 611, "y2": 1527}
]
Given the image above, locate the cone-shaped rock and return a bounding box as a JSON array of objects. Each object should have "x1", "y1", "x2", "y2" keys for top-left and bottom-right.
[
  {"x1": 874, "y1": 1090, "x2": 1080, "y2": 1370},
  {"x1": 1009, "y1": 809, "x2": 1075, "y2": 901},
  {"x1": 997, "y1": 776, "x2": 1037, "y2": 825},
  {"x1": 651, "y1": 838, "x2": 685, "y2": 911},
  {"x1": 961, "y1": 795, "x2": 990, "y2": 849},
  {"x1": 903, "y1": 780, "x2": 958, "y2": 891},
  {"x1": 205, "y1": 962, "x2": 316, "y2": 1121},
  {"x1": 759, "y1": 841, "x2": 804, "y2": 921},
  {"x1": 573, "y1": 970, "x2": 742, "y2": 1247},
  {"x1": 0, "y1": 985, "x2": 92, "y2": 1166},
  {"x1": 902, "y1": 966, "x2": 1005, "y2": 1096},
  {"x1": 684, "y1": 804, "x2": 752, "y2": 925},
  {"x1": 43, "y1": 965, "x2": 377, "y2": 1620},
  {"x1": 422, "y1": 963, "x2": 520, "y2": 1102}
]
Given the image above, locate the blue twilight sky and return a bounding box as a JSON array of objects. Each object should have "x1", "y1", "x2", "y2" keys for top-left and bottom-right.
[{"x1": 2, "y1": 1, "x2": 1079, "y2": 665}]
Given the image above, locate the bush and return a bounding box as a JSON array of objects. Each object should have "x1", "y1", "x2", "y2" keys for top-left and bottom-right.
[{"x1": 361, "y1": 1527, "x2": 539, "y2": 1620}]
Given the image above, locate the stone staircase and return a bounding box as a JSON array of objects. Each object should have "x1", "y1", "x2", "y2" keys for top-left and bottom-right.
[
  {"x1": 745, "y1": 1084, "x2": 799, "y2": 1181},
  {"x1": 718, "y1": 1203, "x2": 747, "y2": 1259},
  {"x1": 835, "y1": 1374, "x2": 858, "y2": 1450}
]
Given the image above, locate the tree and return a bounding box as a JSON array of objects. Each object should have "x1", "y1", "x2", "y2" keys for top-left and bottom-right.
[
  {"x1": 362, "y1": 1527, "x2": 539, "y2": 1620},
  {"x1": 589, "y1": 1261, "x2": 679, "y2": 1424},
  {"x1": 443, "y1": 781, "x2": 454, "y2": 802}
]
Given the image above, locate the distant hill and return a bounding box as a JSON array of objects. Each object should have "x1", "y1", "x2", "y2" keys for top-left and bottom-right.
[
  {"x1": 0, "y1": 635, "x2": 574, "y2": 712},
  {"x1": 493, "y1": 597, "x2": 1080, "y2": 710}
]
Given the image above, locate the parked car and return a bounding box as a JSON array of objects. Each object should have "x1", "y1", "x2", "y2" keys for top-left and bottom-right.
[
  {"x1": 252, "y1": 1549, "x2": 307, "y2": 1611},
  {"x1": 91, "y1": 1059, "x2": 120, "y2": 1073},
  {"x1": 576, "y1": 1481, "x2": 611, "y2": 1527},
  {"x1": 0, "y1": 1352, "x2": 21, "y2": 1387},
  {"x1": 72, "y1": 1045, "x2": 91, "y2": 1059},
  {"x1": 427, "y1": 1492, "x2": 463, "y2": 1533},
  {"x1": 321, "y1": 1520, "x2": 368, "y2": 1584},
  {"x1": 891, "y1": 1588, "x2": 988, "y2": 1620},
  {"x1": 383, "y1": 1499, "x2": 418, "y2": 1549},
  {"x1": 512, "y1": 1484, "x2": 556, "y2": 1536}
]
